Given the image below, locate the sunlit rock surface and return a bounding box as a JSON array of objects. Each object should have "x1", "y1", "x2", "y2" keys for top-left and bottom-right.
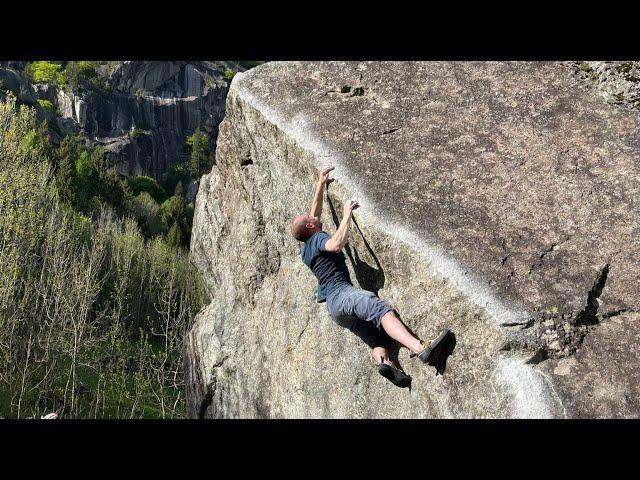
[{"x1": 186, "y1": 62, "x2": 640, "y2": 418}]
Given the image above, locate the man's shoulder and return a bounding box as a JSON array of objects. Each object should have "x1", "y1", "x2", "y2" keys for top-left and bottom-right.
[
  {"x1": 302, "y1": 230, "x2": 329, "y2": 246},
  {"x1": 301, "y1": 231, "x2": 329, "y2": 259},
  {"x1": 310, "y1": 230, "x2": 329, "y2": 241}
]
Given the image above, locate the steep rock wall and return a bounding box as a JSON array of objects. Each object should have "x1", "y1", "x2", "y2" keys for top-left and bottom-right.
[
  {"x1": 80, "y1": 61, "x2": 233, "y2": 180},
  {"x1": 0, "y1": 61, "x2": 236, "y2": 181},
  {"x1": 186, "y1": 62, "x2": 640, "y2": 418}
]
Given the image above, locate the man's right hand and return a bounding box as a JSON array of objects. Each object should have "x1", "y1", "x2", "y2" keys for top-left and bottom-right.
[
  {"x1": 343, "y1": 200, "x2": 360, "y2": 217},
  {"x1": 325, "y1": 199, "x2": 360, "y2": 253}
]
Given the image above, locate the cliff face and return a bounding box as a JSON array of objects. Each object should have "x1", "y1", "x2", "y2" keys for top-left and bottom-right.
[
  {"x1": 84, "y1": 61, "x2": 232, "y2": 179},
  {"x1": 186, "y1": 61, "x2": 640, "y2": 418},
  {"x1": 0, "y1": 61, "x2": 236, "y2": 181}
]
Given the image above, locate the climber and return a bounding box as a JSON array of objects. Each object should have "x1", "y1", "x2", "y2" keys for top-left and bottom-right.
[{"x1": 290, "y1": 165, "x2": 453, "y2": 389}]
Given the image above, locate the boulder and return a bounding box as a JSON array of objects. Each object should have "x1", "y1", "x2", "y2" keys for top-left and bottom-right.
[{"x1": 186, "y1": 61, "x2": 640, "y2": 418}]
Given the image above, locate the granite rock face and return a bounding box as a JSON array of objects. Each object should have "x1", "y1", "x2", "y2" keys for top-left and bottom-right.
[
  {"x1": 81, "y1": 61, "x2": 234, "y2": 180},
  {"x1": 571, "y1": 61, "x2": 640, "y2": 111},
  {"x1": 186, "y1": 61, "x2": 640, "y2": 418},
  {"x1": 0, "y1": 61, "x2": 237, "y2": 181}
]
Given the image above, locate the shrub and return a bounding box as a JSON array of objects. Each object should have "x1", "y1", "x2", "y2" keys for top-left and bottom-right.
[
  {"x1": 128, "y1": 175, "x2": 168, "y2": 204},
  {"x1": 25, "y1": 61, "x2": 67, "y2": 85},
  {"x1": 77, "y1": 61, "x2": 97, "y2": 79},
  {"x1": 224, "y1": 67, "x2": 236, "y2": 80},
  {"x1": 132, "y1": 192, "x2": 165, "y2": 238},
  {"x1": 161, "y1": 182, "x2": 192, "y2": 247},
  {"x1": 166, "y1": 222, "x2": 182, "y2": 249},
  {"x1": 65, "y1": 61, "x2": 98, "y2": 88},
  {"x1": 0, "y1": 95, "x2": 209, "y2": 418},
  {"x1": 37, "y1": 99, "x2": 56, "y2": 113},
  {"x1": 163, "y1": 162, "x2": 188, "y2": 195}
]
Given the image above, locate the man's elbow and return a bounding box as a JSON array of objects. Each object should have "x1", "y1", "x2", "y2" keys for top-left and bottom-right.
[{"x1": 324, "y1": 239, "x2": 342, "y2": 253}]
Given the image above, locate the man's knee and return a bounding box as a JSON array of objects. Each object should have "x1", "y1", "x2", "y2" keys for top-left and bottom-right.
[{"x1": 379, "y1": 309, "x2": 397, "y2": 325}]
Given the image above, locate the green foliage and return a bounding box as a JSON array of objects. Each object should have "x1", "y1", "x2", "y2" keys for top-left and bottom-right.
[
  {"x1": 25, "y1": 61, "x2": 67, "y2": 85},
  {"x1": 132, "y1": 192, "x2": 165, "y2": 237},
  {"x1": 166, "y1": 222, "x2": 182, "y2": 249},
  {"x1": 54, "y1": 136, "x2": 133, "y2": 218},
  {"x1": 224, "y1": 67, "x2": 236, "y2": 80},
  {"x1": 65, "y1": 61, "x2": 98, "y2": 88},
  {"x1": 55, "y1": 136, "x2": 80, "y2": 205},
  {"x1": 0, "y1": 95, "x2": 209, "y2": 418},
  {"x1": 128, "y1": 175, "x2": 168, "y2": 204},
  {"x1": 99, "y1": 166, "x2": 134, "y2": 217},
  {"x1": 186, "y1": 128, "x2": 212, "y2": 178},
  {"x1": 163, "y1": 162, "x2": 188, "y2": 195},
  {"x1": 37, "y1": 98, "x2": 56, "y2": 113},
  {"x1": 161, "y1": 183, "x2": 193, "y2": 248},
  {"x1": 0, "y1": 93, "x2": 52, "y2": 257},
  {"x1": 77, "y1": 61, "x2": 97, "y2": 79}
]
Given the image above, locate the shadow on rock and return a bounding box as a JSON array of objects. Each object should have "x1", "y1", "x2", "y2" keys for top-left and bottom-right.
[{"x1": 326, "y1": 192, "x2": 385, "y2": 295}]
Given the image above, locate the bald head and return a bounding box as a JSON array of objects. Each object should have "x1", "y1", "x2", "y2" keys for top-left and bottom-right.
[{"x1": 290, "y1": 214, "x2": 322, "y2": 242}]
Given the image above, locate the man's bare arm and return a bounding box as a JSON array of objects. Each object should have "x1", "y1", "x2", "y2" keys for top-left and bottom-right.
[
  {"x1": 310, "y1": 165, "x2": 335, "y2": 219},
  {"x1": 324, "y1": 200, "x2": 360, "y2": 252}
]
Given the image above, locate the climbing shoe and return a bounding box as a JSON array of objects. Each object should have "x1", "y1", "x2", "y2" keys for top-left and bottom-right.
[
  {"x1": 431, "y1": 331, "x2": 456, "y2": 376},
  {"x1": 411, "y1": 329, "x2": 452, "y2": 366},
  {"x1": 378, "y1": 362, "x2": 412, "y2": 389}
]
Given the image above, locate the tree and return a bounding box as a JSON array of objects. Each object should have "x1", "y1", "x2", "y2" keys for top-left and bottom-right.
[
  {"x1": 129, "y1": 176, "x2": 167, "y2": 204},
  {"x1": 66, "y1": 61, "x2": 98, "y2": 89},
  {"x1": 186, "y1": 129, "x2": 211, "y2": 178},
  {"x1": 161, "y1": 183, "x2": 192, "y2": 247},
  {"x1": 166, "y1": 223, "x2": 182, "y2": 249},
  {"x1": 99, "y1": 167, "x2": 133, "y2": 218},
  {"x1": 0, "y1": 94, "x2": 209, "y2": 419},
  {"x1": 25, "y1": 61, "x2": 67, "y2": 85},
  {"x1": 55, "y1": 136, "x2": 79, "y2": 205},
  {"x1": 132, "y1": 192, "x2": 165, "y2": 238}
]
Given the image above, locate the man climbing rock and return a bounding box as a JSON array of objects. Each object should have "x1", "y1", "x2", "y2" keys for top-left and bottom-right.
[{"x1": 290, "y1": 165, "x2": 454, "y2": 389}]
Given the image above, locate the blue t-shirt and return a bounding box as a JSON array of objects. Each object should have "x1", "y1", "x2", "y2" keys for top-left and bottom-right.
[{"x1": 301, "y1": 231, "x2": 352, "y2": 302}]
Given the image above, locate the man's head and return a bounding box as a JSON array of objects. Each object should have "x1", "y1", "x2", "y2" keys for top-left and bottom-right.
[{"x1": 290, "y1": 214, "x2": 322, "y2": 242}]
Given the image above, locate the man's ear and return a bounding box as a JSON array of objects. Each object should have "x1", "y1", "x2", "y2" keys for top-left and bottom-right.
[{"x1": 305, "y1": 223, "x2": 315, "y2": 229}]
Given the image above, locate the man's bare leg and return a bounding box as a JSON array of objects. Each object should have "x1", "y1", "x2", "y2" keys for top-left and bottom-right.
[
  {"x1": 373, "y1": 345, "x2": 412, "y2": 388},
  {"x1": 372, "y1": 346, "x2": 392, "y2": 365},
  {"x1": 380, "y1": 311, "x2": 423, "y2": 354}
]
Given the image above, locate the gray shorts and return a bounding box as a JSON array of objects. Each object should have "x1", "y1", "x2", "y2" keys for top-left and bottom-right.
[{"x1": 326, "y1": 285, "x2": 394, "y2": 349}]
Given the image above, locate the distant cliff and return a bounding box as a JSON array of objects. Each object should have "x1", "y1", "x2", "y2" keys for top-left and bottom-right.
[
  {"x1": 186, "y1": 61, "x2": 640, "y2": 418},
  {"x1": 0, "y1": 61, "x2": 240, "y2": 181}
]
